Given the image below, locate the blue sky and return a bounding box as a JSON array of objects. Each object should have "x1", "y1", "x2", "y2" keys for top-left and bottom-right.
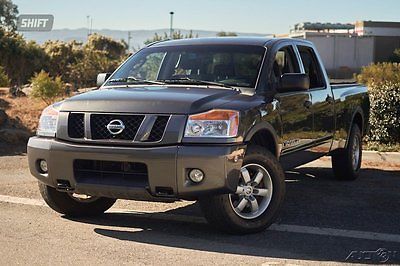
[{"x1": 13, "y1": 0, "x2": 400, "y2": 34}]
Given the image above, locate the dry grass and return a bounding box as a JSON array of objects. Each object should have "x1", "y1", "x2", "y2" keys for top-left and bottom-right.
[
  {"x1": 364, "y1": 141, "x2": 400, "y2": 152},
  {"x1": 0, "y1": 88, "x2": 46, "y2": 133}
]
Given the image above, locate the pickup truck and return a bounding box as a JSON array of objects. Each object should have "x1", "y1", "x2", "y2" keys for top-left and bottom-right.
[{"x1": 28, "y1": 37, "x2": 369, "y2": 234}]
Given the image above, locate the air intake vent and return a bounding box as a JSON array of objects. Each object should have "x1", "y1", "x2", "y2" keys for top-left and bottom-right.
[
  {"x1": 74, "y1": 159, "x2": 148, "y2": 187},
  {"x1": 147, "y1": 116, "x2": 169, "y2": 142},
  {"x1": 68, "y1": 113, "x2": 85, "y2": 138}
]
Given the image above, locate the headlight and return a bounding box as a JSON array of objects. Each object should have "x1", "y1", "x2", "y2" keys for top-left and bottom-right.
[
  {"x1": 37, "y1": 105, "x2": 60, "y2": 137},
  {"x1": 185, "y1": 109, "x2": 239, "y2": 138}
]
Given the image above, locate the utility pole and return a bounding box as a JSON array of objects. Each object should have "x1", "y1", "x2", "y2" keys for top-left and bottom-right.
[
  {"x1": 169, "y1": 11, "x2": 174, "y2": 38},
  {"x1": 90, "y1": 17, "x2": 93, "y2": 36},
  {"x1": 127, "y1": 31, "x2": 132, "y2": 52},
  {"x1": 86, "y1": 15, "x2": 90, "y2": 39}
]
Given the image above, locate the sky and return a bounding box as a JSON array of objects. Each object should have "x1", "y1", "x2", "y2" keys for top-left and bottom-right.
[{"x1": 13, "y1": 0, "x2": 400, "y2": 34}]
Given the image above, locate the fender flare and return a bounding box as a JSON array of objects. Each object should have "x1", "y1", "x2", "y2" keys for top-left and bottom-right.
[
  {"x1": 244, "y1": 121, "x2": 280, "y2": 157},
  {"x1": 345, "y1": 107, "x2": 365, "y2": 148}
]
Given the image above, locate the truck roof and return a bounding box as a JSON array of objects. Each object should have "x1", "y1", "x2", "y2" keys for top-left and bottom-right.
[{"x1": 149, "y1": 37, "x2": 313, "y2": 48}]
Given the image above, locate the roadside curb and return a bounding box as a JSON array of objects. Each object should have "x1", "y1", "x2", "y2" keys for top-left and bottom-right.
[{"x1": 363, "y1": 150, "x2": 400, "y2": 164}]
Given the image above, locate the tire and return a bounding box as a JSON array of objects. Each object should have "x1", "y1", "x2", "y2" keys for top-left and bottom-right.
[
  {"x1": 198, "y1": 145, "x2": 286, "y2": 234},
  {"x1": 38, "y1": 182, "x2": 116, "y2": 217},
  {"x1": 331, "y1": 124, "x2": 362, "y2": 181}
]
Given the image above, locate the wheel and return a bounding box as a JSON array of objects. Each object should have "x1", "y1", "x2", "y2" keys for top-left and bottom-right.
[
  {"x1": 199, "y1": 145, "x2": 286, "y2": 234},
  {"x1": 331, "y1": 124, "x2": 362, "y2": 180},
  {"x1": 38, "y1": 182, "x2": 116, "y2": 217}
]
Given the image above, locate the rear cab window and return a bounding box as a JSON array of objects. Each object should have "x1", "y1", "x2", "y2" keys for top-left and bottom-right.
[{"x1": 297, "y1": 46, "x2": 326, "y2": 89}]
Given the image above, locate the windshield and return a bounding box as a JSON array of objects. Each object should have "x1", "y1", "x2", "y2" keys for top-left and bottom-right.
[{"x1": 106, "y1": 45, "x2": 266, "y2": 88}]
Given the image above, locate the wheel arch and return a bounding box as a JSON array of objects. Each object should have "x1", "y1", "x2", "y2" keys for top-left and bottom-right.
[
  {"x1": 244, "y1": 122, "x2": 280, "y2": 158},
  {"x1": 346, "y1": 107, "x2": 365, "y2": 149}
]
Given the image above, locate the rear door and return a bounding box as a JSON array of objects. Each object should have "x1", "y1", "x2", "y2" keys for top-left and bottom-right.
[{"x1": 297, "y1": 45, "x2": 335, "y2": 154}]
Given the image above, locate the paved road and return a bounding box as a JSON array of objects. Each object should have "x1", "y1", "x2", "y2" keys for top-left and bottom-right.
[{"x1": 0, "y1": 155, "x2": 399, "y2": 265}]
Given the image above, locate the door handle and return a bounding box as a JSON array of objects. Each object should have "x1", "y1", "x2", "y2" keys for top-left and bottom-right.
[
  {"x1": 304, "y1": 100, "x2": 312, "y2": 109},
  {"x1": 326, "y1": 95, "x2": 334, "y2": 104}
]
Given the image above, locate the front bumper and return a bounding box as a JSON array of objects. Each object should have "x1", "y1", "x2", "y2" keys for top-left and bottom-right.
[{"x1": 27, "y1": 137, "x2": 245, "y2": 201}]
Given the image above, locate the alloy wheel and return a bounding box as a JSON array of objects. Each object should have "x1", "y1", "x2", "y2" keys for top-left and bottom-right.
[{"x1": 229, "y1": 163, "x2": 273, "y2": 219}]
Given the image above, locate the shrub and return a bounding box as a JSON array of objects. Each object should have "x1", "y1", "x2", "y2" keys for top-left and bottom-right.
[
  {"x1": 356, "y1": 63, "x2": 400, "y2": 87},
  {"x1": 0, "y1": 66, "x2": 10, "y2": 86},
  {"x1": 30, "y1": 71, "x2": 64, "y2": 105},
  {"x1": 356, "y1": 63, "x2": 400, "y2": 145},
  {"x1": 367, "y1": 81, "x2": 400, "y2": 144},
  {"x1": 389, "y1": 48, "x2": 400, "y2": 63}
]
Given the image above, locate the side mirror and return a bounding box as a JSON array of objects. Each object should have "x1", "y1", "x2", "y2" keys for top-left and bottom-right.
[
  {"x1": 278, "y1": 73, "x2": 310, "y2": 93},
  {"x1": 96, "y1": 73, "x2": 111, "y2": 87}
]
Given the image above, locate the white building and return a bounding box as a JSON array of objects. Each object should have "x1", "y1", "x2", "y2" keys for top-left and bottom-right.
[{"x1": 286, "y1": 21, "x2": 400, "y2": 78}]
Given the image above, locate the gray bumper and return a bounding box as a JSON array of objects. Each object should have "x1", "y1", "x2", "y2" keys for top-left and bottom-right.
[{"x1": 27, "y1": 137, "x2": 245, "y2": 201}]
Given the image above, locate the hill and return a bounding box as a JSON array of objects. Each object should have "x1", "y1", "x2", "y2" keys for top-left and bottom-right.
[{"x1": 21, "y1": 28, "x2": 268, "y2": 50}]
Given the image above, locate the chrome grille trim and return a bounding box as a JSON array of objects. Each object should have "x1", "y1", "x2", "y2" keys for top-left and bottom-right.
[{"x1": 62, "y1": 112, "x2": 172, "y2": 145}]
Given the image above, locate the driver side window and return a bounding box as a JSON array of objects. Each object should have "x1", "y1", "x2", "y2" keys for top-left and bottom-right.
[
  {"x1": 273, "y1": 46, "x2": 300, "y2": 82},
  {"x1": 270, "y1": 46, "x2": 300, "y2": 91}
]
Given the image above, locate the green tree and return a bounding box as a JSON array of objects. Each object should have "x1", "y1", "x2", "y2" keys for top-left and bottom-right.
[
  {"x1": 216, "y1": 31, "x2": 238, "y2": 37},
  {"x1": 85, "y1": 33, "x2": 127, "y2": 60},
  {"x1": 41, "y1": 34, "x2": 127, "y2": 88},
  {"x1": 42, "y1": 40, "x2": 84, "y2": 82},
  {"x1": 30, "y1": 70, "x2": 64, "y2": 104},
  {"x1": 144, "y1": 32, "x2": 164, "y2": 45},
  {"x1": 0, "y1": 0, "x2": 18, "y2": 31},
  {"x1": 0, "y1": 65, "x2": 10, "y2": 86},
  {"x1": 0, "y1": 26, "x2": 127, "y2": 88},
  {"x1": 21, "y1": 41, "x2": 50, "y2": 82},
  {"x1": 144, "y1": 30, "x2": 198, "y2": 45},
  {"x1": 68, "y1": 34, "x2": 127, "y2": 88},
  {"x1": 69, "y1": 49, "x2": 118, "y2": 88},
  {"x1": 0, "y1": 28, "x2": 48, "y2": 85},
  {"x1": 184, "y1": 30, "x2": 198, "y2": 39}
]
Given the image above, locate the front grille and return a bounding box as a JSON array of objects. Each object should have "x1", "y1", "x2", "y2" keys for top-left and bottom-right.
[
  {"x1": 66, "y1": 112, "x2": 170, "y2": 143},
  {"x1": 147, "y1": 116, "x2": 169, "y2": 142},
  {"x1": 74, "y1": 159, "x2": 148, "y2": 187},
  {"x1": 90, "y1": 114, "x2": 145, "y2": 140},
  {"x1": 68, "y1": 113, "x2": 85, "y2": 138}
]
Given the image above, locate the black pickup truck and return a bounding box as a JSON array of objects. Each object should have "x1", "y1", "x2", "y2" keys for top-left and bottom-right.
[{"x1": 28, "y1": 37, "x2": 369, "y2": 234}]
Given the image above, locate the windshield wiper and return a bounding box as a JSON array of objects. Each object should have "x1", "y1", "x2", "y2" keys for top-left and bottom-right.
[
  {"x1": 107, "y1": 76, "x2": 165, "y2": 85},
  {"x1": 158, "y1": 77, "x2": 239, "y2": 91}
]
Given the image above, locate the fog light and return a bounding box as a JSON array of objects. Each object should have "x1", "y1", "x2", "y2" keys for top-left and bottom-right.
[
  {"x1": 189, "y1": 169, "x2": 204, "y2": 183},
  {"x1": 39, "y1": 159, "x2": 48, "y2": 173}
]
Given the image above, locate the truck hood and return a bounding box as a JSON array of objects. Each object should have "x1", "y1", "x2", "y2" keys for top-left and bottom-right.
[{"x1": 60, "y1": 86, "x2": 242, "y2": 114}]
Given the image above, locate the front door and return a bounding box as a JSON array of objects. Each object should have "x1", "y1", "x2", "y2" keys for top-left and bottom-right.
[{"x1": 271, "y1": 45, "x2": 314, "y2": 168}]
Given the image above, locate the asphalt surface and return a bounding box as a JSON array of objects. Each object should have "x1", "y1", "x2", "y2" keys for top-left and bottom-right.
[{"x1": 0, "y1": 154, "x2": 399, "y2": 265}]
